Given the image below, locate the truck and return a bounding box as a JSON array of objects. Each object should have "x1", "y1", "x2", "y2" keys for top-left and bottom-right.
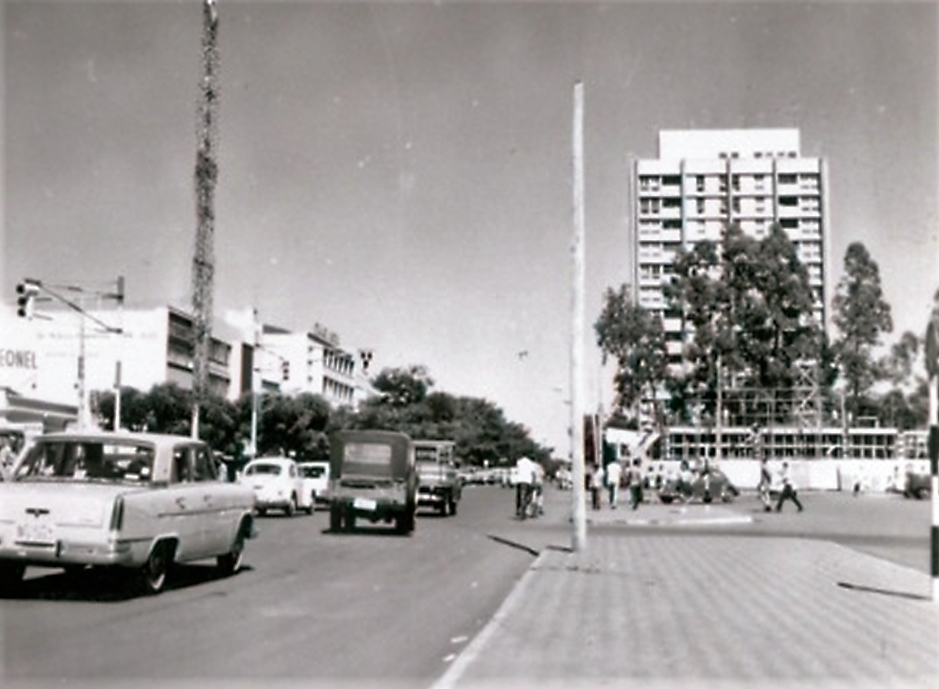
[
  {"x1": 328, "y1": 430, "x2": 418, "y2": 535},
  {"x1": 414, "y1": 440, "x2": 461, "y2": 516}
]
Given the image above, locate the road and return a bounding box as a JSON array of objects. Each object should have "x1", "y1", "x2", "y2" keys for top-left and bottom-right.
[
  {"x1": 1, "y1": 483, "x2": 932, "y2": 686},
  {"x1": 1, "y1": 485, "x2": 536, "y2": 686}
]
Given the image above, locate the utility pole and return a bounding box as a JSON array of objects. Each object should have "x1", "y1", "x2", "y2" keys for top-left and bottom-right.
[
  {"x1": 925, "y1": 297, "x2": 939, "y2": 602},
  {"x1": 570, "y1": 81, "x2": 587, "y2": 552},
  {"x1": 191, "y1": 0, "x2": 219, "y2": 438}
]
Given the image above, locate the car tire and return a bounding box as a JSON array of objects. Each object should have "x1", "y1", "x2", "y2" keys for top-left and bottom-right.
[
  {"x1": 138, "y1": 541, "x2": 172, "y2": 595},
  {"x1": 329, "y1": 505, "x2": 342, "y2": 532},
  {"x1": 285, "y1": 496, "x2": 296, "y2": 517},
  {"x1": 217, "y1": 525, "x2": 247, "y2": 577},
  {"x1": 0, "y1": 561, "x2": 25, "y2": 596},
  {"x1": 659, "y1": 495, "x2": 673, "y2": 505},
  {"x1": 345, "y1": 512, "x2": 356, "y2": 531},
  {"x1": 448, "y1": 498, "x2": 458, "y2": 516}
]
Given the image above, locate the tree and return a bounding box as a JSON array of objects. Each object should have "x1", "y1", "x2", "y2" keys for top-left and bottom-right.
[
  {"x1": 594, "y1": 284, "x2": 668, "y2": 421},
  {"x1": 831, "y1": 242, "x2": 893, "y2": 422},
  {"x1": 372, "y1": 365, "x2": 433, "y2": 407}
]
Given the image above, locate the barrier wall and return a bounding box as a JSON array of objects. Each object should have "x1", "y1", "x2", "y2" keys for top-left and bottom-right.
[{"x1": 713, "y1": 458, "x2": 931, "y2": 492}]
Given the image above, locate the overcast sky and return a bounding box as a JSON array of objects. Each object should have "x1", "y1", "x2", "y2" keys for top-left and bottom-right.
[{"x1": 3, "y1": 0, "x2": 936, "y2": 454}]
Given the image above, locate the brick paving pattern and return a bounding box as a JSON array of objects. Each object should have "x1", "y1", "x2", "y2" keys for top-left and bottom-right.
[{"x1": 437, "y1": 491, "x2": 939, "y2": 689}]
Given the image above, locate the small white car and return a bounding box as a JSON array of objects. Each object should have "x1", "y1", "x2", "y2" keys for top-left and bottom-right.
[
  {"x1": 298, "y1": 461, "x2": 330, "y2": 509},
  {"x1": 241, "y1": 457, "x2": 312, "y2": 516},
  {"x1": 0, "y1": 431, "x2": 257, "y2": 596}
]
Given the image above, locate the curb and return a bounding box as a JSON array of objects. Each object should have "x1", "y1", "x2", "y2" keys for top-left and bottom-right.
[{"x1": 430, "y1": 548, "x2": 549, "y2": 689}]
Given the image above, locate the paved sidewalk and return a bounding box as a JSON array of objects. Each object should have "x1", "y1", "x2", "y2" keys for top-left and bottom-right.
[{"x1": 435, "y1": 488, "x2": 939, "y2": 689}]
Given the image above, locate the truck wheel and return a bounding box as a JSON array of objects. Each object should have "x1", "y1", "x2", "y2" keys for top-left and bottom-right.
[{"x1": 0, "y1": 561, "x2": 25, "y2": 596}]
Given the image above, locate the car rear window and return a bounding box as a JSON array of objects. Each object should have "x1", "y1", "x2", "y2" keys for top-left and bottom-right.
[
  {"x1": 247, "y1": 463, "x2": 282, "y2": 476},
  {"x1": 14, "y1": 439, "x2": 155, "y2": 484}
]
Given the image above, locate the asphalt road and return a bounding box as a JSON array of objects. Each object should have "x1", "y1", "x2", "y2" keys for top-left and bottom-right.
[
  {"x1": 1, "y1": 483, "x2": 931, "y2": 687},
  {"x1": 1, "y1": 485, "x2": 536, "y2": 686}
]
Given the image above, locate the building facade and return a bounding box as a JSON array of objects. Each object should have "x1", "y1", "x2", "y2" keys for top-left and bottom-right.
[
  {"x1": 0, "y1": 303, "x2": 369, "y2": 429},
  {"x1": 632, "y1": 129, "x2": 831, "y2": 369}
]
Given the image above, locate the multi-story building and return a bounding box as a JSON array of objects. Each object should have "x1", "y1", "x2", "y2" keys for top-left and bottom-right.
[
  {"x1": 258, "y1": 322, "x2": 357, "y2": 408},
  {"x1": 0, "y1": 303, "x2": 369, "y2": 428},
  {"x1": 632, "y1": 129, "x2": 830, "y2": 369}
]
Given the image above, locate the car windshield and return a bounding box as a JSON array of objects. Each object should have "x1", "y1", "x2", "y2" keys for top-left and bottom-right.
[
  {"x1": 247, "y1": 463, "x2": 282, "y2": 476},
  {"x1": 13, "y1": 439, "x2": 155, "y2": 484},
  {"x1": 301, "y1": 466, "x2": 325, "y2": 478}
]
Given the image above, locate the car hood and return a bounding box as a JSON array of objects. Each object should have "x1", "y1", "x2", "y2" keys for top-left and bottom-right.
[{"x1": 0, "y1": 481, "x2": 139, "y2": 527}]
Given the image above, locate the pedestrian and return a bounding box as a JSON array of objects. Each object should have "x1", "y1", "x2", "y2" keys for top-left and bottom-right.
[
  {"x1": 775, "y1": 461, "x2": 803, "y2": 512},
  {"x1": 627, "y1": 458, "x2": 644, "y2": 510},
  {"x1": 605, "y1": 460, "x2": 622, "y2": 509},
  {"x1": 590, "y1": 462, "x2": 604, "y2": 510},
  {"x1": 758, "y1": 457, "x2": 773, "y2": 512},
  {"x1": 514, "y1": 455, "x2": 536, "y2": 517}
]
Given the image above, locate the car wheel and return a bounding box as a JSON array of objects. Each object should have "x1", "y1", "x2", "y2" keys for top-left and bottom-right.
[
  {"x1": 217, "y1": 531, "x2": 245, "y2": 577},
  {"x1": 285, "y1": 496, "x2": 296, "y2": 517},
  {"x1": 345, "y1": 512, "x2": 356, "y2": 531},
  {"x1": 329, "y1": 505, "x2": 342, "y2": 532},
  {"x1": 448, "y1": 498, "x2": 458, "y2": 516},
  {"x1": 0, "y1": 561, "x2": 26, "y2": 596},
  {"x1": 138, "y1": 541, "x2": 171, "y2": 595},
  {"x1": 659, "y1": 495, "x2": 673, "y2": 505},
  {"x1": 915, "y1": 487, "x2": 928, "y2": 500}
]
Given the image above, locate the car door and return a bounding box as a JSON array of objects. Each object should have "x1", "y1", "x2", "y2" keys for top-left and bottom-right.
[
  {"x1": 192, "y1": 445, "x2": 232, "y2": 555},
  {"x1": 165, "y1": 445, "x2": 211, "y2": 561}
]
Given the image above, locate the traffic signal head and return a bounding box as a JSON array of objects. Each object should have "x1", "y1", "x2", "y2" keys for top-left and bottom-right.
[{"x1": 15, "y1": 280, "x2": 40, "y2": 318}]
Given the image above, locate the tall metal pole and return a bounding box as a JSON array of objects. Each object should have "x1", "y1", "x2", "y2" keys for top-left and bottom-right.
[
  {"x1": 191, "y1": 0, "x2": 219, "y2": 438},
  {"x1": 570, "y1": 81, "x2": 587, "y2": 552},
  {"x1": 926, "y1": 301, "x2": 939, "y2": 602}
]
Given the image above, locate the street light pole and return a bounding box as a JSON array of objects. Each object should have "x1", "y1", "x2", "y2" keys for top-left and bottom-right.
[{"x1": 569, "y1": 81, "x2": 587, "y2": 552}]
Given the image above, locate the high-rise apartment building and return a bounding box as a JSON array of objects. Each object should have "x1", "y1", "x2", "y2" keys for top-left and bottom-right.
[{"x1": 631, "y1": 128, "x2": 830, "y2": 368}]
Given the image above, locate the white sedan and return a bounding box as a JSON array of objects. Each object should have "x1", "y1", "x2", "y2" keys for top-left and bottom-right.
[
  {"x1": 240, "y1": 457, "x2": 313, "y2": 516},
  {"x1": 0, "y1": 431, "x2": 257, "y2": 596}
]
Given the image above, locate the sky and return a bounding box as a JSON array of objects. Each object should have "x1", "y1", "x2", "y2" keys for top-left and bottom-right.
[{"x1": 2, "y1": 0, "x2": 937, "y2": 456}]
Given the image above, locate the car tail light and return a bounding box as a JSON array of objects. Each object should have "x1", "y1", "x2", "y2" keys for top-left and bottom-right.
[{"x1": 109, "y1": 497, "x2": 125, "y2": 531}]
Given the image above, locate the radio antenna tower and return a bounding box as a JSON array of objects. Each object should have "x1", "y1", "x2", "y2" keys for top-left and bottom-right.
[{"x1": 191, "y1": 0, "x2": 219, "y2": 437}]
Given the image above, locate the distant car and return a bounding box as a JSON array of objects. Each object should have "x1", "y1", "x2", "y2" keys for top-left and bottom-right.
[
  {"x1": 0, "y1": 431, "x2": 257, "y2": 596},
  {"x1": 241, "y1": 457, "x2": 313, "y2": 516},
  {"x1": 298, "y1": 461, "x2": 331, "y2": 509},
  {"x1": 658, "y1": 465, "x2": 739, "y2": 504},
  {"x1": 903, "y1": 470, "x2": 930, "y2": 500}
]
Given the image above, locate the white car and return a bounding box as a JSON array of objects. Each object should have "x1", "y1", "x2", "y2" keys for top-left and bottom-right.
[
  {"x1": 298, "y1": 461, "x2": 330, "y2": 509},
  {"x1": 241, "y1": 457, "x2": 313, "y2": 516},
  {"x1": 0, "y1": 431, "x2": 257, "y2": 596}
]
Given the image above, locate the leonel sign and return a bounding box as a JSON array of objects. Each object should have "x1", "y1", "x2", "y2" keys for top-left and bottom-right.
[{"x1": 0, "y1": 349, "x2": 38, "y2": 369}]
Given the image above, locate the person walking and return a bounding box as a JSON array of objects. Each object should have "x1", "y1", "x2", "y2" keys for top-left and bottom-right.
[
  {"x1": 605, "y1": 460, "x2": 622, "y2": 509},
  {"x1": 775, "y1": 461, "x2": 803, "y2": 512},
  {"x1": 627, "y1": 458, "x2": 644, "y2": 510},
  {"x1": 589, "y1": 462, "x2": 604, "y2": 510},
  {"x1": 758, "y1": 457, "x2": 773, "y2": 512}
]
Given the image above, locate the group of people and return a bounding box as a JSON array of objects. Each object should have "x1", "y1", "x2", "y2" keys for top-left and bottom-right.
[
  {"x1": 758, "y1": 458, "x2": 804, "y2": 512},
  {"x1": 589, "y1": 458, "x2": 644, "y2": 510}
]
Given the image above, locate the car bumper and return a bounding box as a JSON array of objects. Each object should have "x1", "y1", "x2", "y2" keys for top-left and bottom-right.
[{"x1": 0, "y1": 537, "x2": 146, "y2": 569}]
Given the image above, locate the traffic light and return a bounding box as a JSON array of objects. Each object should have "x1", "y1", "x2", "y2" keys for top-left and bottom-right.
[
  {"x1": 281, "y1": 360, "x2": 290, "y2": 381},
  {"x1": 15, "y1": 279, "x2": 40, "y2": 318}
]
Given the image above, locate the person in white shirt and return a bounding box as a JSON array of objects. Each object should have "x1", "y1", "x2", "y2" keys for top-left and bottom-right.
[
  {"x1": 514, "y1": 456, "x2": 537, "y2": 517},
  {"x1": 605, "y1": 460, "x2": 622, "y2": 509}
]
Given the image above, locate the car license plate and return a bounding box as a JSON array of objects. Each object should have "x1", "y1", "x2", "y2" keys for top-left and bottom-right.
[
  {"x1": 16, "y1": 517, "x2": 54, "y2": 545},
  {"x1": 353, "y1": 497, "x2": 377, "y2": 511}
]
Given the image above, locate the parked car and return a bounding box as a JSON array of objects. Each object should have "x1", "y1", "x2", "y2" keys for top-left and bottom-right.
[
  {"x1": 328, "y1": 430, "x2": 418, "y2": 534},
  {"x1": 240, "y1": 457, "x2": 313, "y2": 516},
  {"x1": 658, "y1": 463, "x2": 739, "y2": 504},
  {"x1": 0, "y1": 431, "x2": 257, "y2": 596},
  {"x1": 903, "y1": 469, "x2": 930, "y2": 499},
  {"x1": 298, "y1": 461, "x2": 331, "y2": 509}
]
